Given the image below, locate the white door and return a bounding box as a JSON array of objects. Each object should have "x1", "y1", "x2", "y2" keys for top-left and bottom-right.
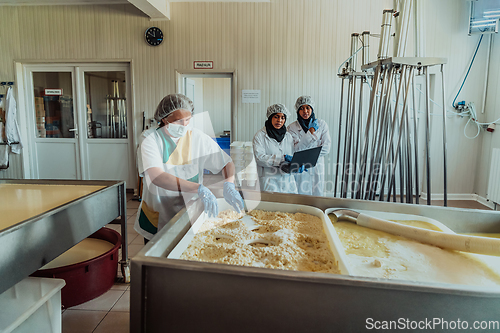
[
  {"x1": 27, "y1": 68, "x2": 80, "y2": 179},
  {"x1": 24, "y1": 64, "x2": 135, "y2": 187},
  {"x1": 80, "y1": 66, "x2": 134, "y2": 186}
]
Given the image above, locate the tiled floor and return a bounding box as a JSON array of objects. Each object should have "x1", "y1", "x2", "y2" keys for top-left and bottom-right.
[
  {"x1": 62, "y1": 193, "x2": 141, "y2": 333},
  {"x1": 61, "y1": 191, "x2": 494, "y2": 333}
]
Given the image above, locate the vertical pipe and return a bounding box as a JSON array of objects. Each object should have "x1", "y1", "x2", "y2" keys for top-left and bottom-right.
[
  {"x1": 405, "y1": 97, "x2": 413, "y2": 203},
  {"x1": 350, "y1": 33, "x2": 360, "y2": 72},
  {"x1": 357, "y1": 66, "x2": 381, "y2": 199},
  {"x1": 395, "y1": 0, "x2": 413, "y2": 58},
  {"x1": 398, "y1": 119, "x2": 405, "y2": 203},
  {"x1": 341, "y1": 78, "x2": 353, "y2": 197},
  {"x1": 369, "y1": 67, "x2": 395, "y2": 200},
  {"x1": 343, "y1": 77, "x2": 356, "y2": 198},
  {"x1": 334, "y1": 78, "x2": 346, "y2": 197},
  {"x1": 481, "y1": 34, "x2": 492, "y2": 114},
  {"x1": 364, "y1": 68, "x2": 388, "y2": 199},
  {"x1": 424, "y1": 66, "x2": 432, "y2": 205},
  {"x1": 378, "y1": 9, "x2": 395, "y2": 60},
  {"x1": 379, "y1": 66, "x2": 405, "y2": 201},
  {"x1": 362, "y1": 31, "x2": 370, "y2": 66},
  {"x1": 441, "y1": 64, "x2": 448, "y2": 206},
  {"x1": 353, "y1": 76, "x2": 364, "y2": 198},
  {"x1": 398, "y1": 70, "x2": 406, "y2": 203},
  {"x1": 411, "y1": 74, "x2": 420, "y2": 204},
  {"x1": 403, "y1": 70, "x2": 413, "y2": 203},
  {"x1": 366, "y1": 67, "x2": 393, "y2": 199},
  {"x1": 393, "y1": 0, "x2": 401, "y2": 57},
  {"x1": 414, "y1": 0, "x2": 425, "y2": 57},
  {"x1": 386, "y1": 66, "x2": 414, "y2": 201}
]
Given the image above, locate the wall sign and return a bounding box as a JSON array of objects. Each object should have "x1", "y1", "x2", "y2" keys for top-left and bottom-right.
[
  {"x1": 194, "y1": 61, "x2": 213, "y2": 69},
  {"x1": 44, "y1": 89, "x2": 63, "y2": 96},
  {"x1": 242, "y1": 90, "x2": 261, "y2": 103}
]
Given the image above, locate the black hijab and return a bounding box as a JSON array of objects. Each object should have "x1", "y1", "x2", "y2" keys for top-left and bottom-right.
[
  {"x1": 265, "y1": 114, "x2": 287, "y2": 143},
  {"x1": 297, "y1": 110, "x2": 316, "y2": 133}
]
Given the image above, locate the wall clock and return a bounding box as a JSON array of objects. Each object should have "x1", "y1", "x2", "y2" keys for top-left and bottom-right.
[{"x1": 145, "y1": 27, "x2": 163, "y2": 46}]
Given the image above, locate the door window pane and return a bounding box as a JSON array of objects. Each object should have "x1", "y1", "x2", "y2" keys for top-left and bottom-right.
[
  {"x1": 84, "y1": 71, "x2": 127, "y2": 139},
  {"x1": 33, "y1": 72, "x2": 75, "y2": 138}
]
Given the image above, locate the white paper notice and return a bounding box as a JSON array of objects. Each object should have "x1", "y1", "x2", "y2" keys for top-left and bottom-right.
[{"x1": 242, "y1": 90, "x2": 261, "y2": 103}]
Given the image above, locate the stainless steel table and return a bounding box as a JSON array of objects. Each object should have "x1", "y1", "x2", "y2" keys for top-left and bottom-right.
[
  {"x1": 131, "y1": 191, "x2": 500, "y2": 332},
  {"x1": 0, "y1": 179, "x2": 129, "y2": 295}
]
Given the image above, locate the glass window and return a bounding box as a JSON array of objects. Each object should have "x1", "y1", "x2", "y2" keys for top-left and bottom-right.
[
  {"x1": 33, "y1": 72, "x2": 75, "y2": 139},
  {"x1": 84, "y1": 71, "x2": 127, "y2": 139}
]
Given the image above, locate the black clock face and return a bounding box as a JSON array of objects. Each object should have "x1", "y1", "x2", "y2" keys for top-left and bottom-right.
[{"x1": 145, "y1": 27, "x2": 163, "y2": 46}]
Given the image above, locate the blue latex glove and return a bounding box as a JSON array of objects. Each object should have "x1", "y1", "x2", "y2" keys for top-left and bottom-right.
[
  {"x1": 223, "y1": 182, "x2": 244, "y2": 213},
  {"x1": 293, "y1": 165, "x2": 307, "y2": 173},
  {"x1": 284, "y1": 154, "x2": 293, "y2": 162},
  {"x1": 198, "y1": 184, "x2": 218, "y2": 218},
  {"x1": 309, "y1": 119, "x2": 319, "y2": 131}
]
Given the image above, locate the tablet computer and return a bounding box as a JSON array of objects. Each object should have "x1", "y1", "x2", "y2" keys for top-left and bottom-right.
[{"x1": 290, "y1": 146, "x2": 322, "y2": 169}]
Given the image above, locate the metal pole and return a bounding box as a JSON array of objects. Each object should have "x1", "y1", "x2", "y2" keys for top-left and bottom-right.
[
  {"x1": 353, "y1": 76, "x2": 364, "y2": 198},
  {"x1": 350, "y1": 33, "x2": 359, "y2": 72},
  {"x1": 379, "y1": 66, "x2": 405, "y2": 201},
  {"x1": 341, "y1": 77, "x2": 353, "y2": 198},
  {"x1": 387, "y1": 66, "x2": 414, "y2": 201},
  {"x1": 362, "y1": 31, "x2": 370, "y2": 66},
  {"x1": 343, "y1": 77, "x2": 356, "y2": 198},
  {"x1": 398, "y1": 69, "x2": 407, "y2": 203},
  {"x1": 424, "y1": 66, "x2": 432, "y2": 205},
  {"x1": 441, "y1": 64, "x2": 448, "y2": 207},
  {"x1": 364, "y1": 67, "x2": 388, "y2": 199},
  {"x1": 334, "y1": 78, "x2": 345, "y2": 197},
  {"x1": 357, "y1": 66, "x2": 381, "y2": 200},
  {"x1": 378, "y1": 9, "x2": 395, "y2": 60},
  {"x1": 365, "y1": 67, "x2": 391, "y2": 199},
  {"x1": 411, "y1": 74, "x2": 420, "y2": 204},
  {"x1": 368, "y1": 66, "x2": 395, "y2": 200},
  {"x1": 405, "y1": 95, "x2": 413, "y2": 203},
  {"x1": 395, "y1": 0, "x2": 413, "y2": 58},
  {"x1": 403, "y1": 70, "x2": 413, "y2": 204}
]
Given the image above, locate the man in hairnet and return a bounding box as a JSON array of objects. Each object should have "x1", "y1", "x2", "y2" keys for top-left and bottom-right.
[
  {"x1": 135, "y1": 93, "x2": 244, "y2": 242},
  {"x1": 287, "y1": 96, "x2": 331, "y2": 196},
  {"x1": 253, "y1": 103, "x2": 301, "y2": 194}
]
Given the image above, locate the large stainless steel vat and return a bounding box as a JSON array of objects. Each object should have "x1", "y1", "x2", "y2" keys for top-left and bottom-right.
[
  {"x1": 0, "y1": 179, "x2": 128, "y2": 294},
  {"x1": 131, "y1": 191, "x2": 500, "y2": 332}
]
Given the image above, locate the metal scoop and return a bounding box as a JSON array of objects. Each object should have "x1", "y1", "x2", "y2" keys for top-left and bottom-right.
[
  {"x1": 230, "y1": 197, "x2": 259, "y2": 230},
  {"x1": 330, "y1": 209, "x2": 500, "y2": 256}
]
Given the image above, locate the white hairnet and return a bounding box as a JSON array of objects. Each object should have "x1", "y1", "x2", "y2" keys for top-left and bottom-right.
[
  {"x1": 294, "y1": 95, "x2": 315, "y2": 112},
  {"x1": 154, "y1": 94, "x2": 195, "y2": 122},
  {"x1": 266, "y1": 103, "x2": 291, "y2": 119}
]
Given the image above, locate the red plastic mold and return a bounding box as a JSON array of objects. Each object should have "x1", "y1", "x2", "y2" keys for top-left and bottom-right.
[{"x1": 31, "y1": 227, "x2": 121, "y2": 308}]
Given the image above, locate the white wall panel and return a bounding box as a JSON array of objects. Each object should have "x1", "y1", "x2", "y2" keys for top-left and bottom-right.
[
  {"x1": 0, "y1": 0, "x2": 495, "y2": 198},
  {"x1": 420, "y1": 0, "x2": 492, "y2": 197},
  {"x1": 476, "y1": 33, "x2": 500, "y2": 200}
]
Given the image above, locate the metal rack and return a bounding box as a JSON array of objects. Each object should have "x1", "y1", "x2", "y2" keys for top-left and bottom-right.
[{"x1": 335, "y1": 6, "x2": 448, "y2": 206}]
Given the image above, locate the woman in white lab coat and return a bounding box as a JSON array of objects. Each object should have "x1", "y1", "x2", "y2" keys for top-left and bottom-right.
[
  {"x1": 135, "y1": 94, "x2": 244, "y2": 241},
  {"x1": 287, "y1": 96, "x2": 331, "y2": 196},
  {"x1": 253, "y1": 104, "x2": 298, "y2": 194}
]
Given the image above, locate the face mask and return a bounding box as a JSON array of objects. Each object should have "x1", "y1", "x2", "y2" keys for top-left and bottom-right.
[{"x1": 167, "y1": 122, "x2": 192, "y2": 138}]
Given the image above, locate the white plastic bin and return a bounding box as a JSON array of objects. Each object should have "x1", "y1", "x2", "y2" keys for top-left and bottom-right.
[
  {"x1": 245, "y1": 173, "x2": 258, "y2": 187},
  {"x1": 0, "y1": 277, "x2": 65, "y2": 333}
]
